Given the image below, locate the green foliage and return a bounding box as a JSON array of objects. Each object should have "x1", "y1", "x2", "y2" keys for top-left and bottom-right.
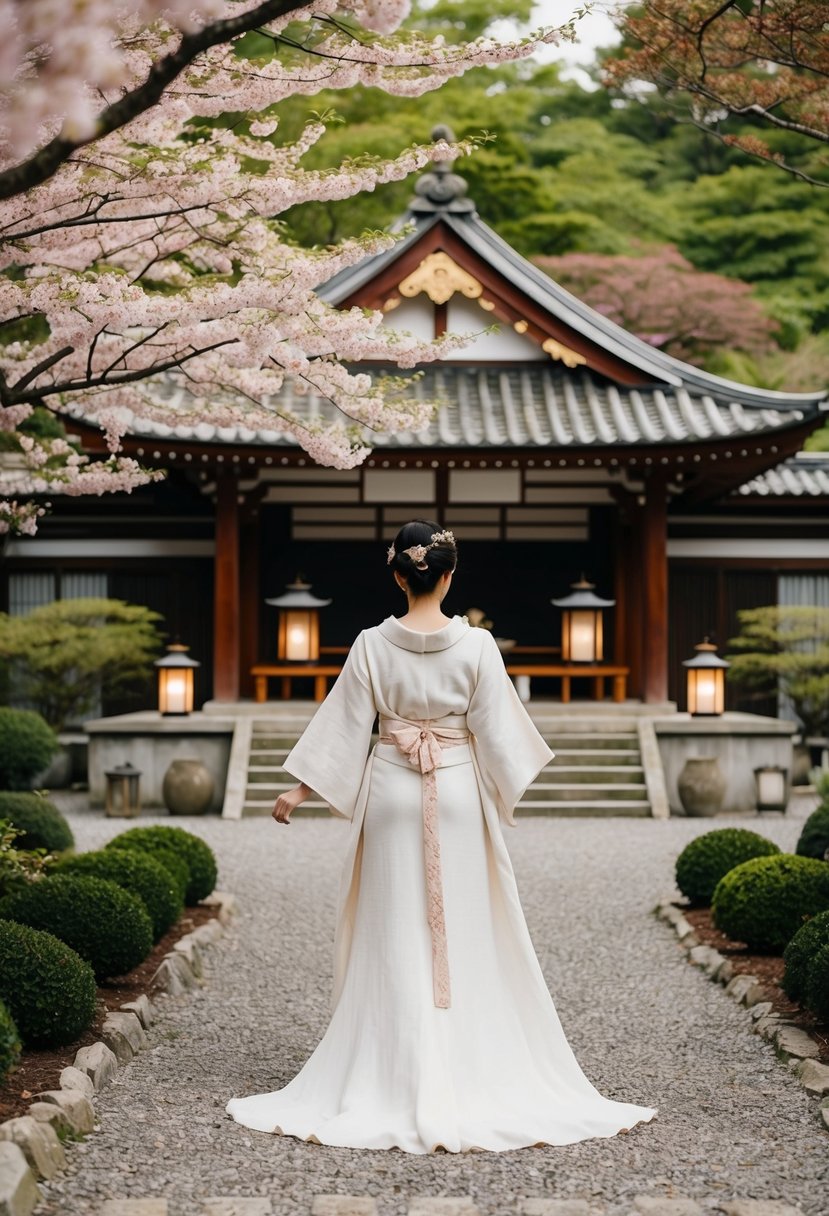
[
  {"x1": 54, "y1": 848, "x2": 183, "y2": 941},
  {"x1": 0, "y1": 919, "x2": 97, "y2": 1047},
  {"x1": 0, "y1": 819, "x2": 58, "y2": 900},
  {"x1": 0, "y1": 792, "x2": 73, "y2": 852},
  {"x1": 711, "y1": 854, "x2": 829, "y2": 953},
  {"x1": 107, "y1": 841, "x2": 189, "y2": 901},
  {"x1": 796, "y1": 803, "x2": 829, "y2": 862},
  {"x1": 726, "y1": 606, "x2": 829, "y2": 739},
  {"x1": 0, "y1": 598, "x2": 165, "y2": 730},
  {"x1": 105, "y1": 825, "x2": 217, "y2": 904},
  {"x1": 782, "y1": 909, "x2": 829, "y2": 1003},
  {"x1": 0, "y1": 997, "x2": 21, "y2": 1083},
  {"x1": 0, "y1": 707, "x2": 58, "y2": 790},
  {"x1": 675, "y1": 828, "x2": 781, "y2": 905},
  {"x1": 0, "y1": 405, "x2": 70, "y2": 454},
  {"x1": 0, "y1": 873, "x2": 154, "y2": 980},
  {"x1": 804, "y1": 940, "x2": 829, "y2": 1023}
]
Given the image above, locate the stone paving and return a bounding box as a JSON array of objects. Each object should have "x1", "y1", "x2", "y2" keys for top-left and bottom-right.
[{"x1": 34, "y1": 796, "x2": 829, "y2": 1216}]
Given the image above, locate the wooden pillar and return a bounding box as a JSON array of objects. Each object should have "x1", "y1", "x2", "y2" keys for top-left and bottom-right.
[
  {"x1": 213, "y1": 469, "x2": 240, "y2": 702},
  {"x1": 238, "y1": 507, "x2": 261, "y2": 700},
  {"x1": 612, "y1": 508, "x2": 626, "y2": 666},
  {"x1": 641, "y1": 472, "x2": 669, "y2": 704}
]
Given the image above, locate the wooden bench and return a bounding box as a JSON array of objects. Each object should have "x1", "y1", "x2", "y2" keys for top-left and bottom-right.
[
  {"x1": 504, "y1": 663, "x2": 629, "y2": 704},
  {"x1": 251, "y1": 664, "x2": 343, "y2": 703}
]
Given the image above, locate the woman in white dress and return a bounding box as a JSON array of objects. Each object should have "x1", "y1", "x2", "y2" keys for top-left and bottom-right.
[{"x1": 225, "y1": 520, "x2": 658, "y2": 1153}]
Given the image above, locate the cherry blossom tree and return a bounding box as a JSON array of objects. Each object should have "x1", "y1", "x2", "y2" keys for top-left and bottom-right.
[
  {"x1": 0, "y1": 0, "x2": 577, "y2": 534},
  {"x1": 534, "y1": 246, "x2": 777, "y2": 364}
]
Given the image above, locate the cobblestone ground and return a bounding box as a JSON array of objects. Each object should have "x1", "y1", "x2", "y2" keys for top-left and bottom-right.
[{"x1": 36, "y1": 795, "x2": 828, "y2": 1216}]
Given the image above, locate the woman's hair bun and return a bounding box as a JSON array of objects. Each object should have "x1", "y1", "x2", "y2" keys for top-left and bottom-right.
[{"x1": 387, "y1": 519, "x2": 457, "y2": 598}]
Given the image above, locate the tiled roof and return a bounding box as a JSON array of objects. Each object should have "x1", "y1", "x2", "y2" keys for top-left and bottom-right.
[
  {"x1": 58, "y1": 365, "x2": 816, "y2": 451},
  {"x1": 736, "y1": 453, "x2": 829, "y2": 497}
]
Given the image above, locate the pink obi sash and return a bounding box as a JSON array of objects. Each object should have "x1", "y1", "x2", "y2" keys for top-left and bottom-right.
[{"x1": 377, "y1": 713, "x2": 470, "y2": 1011}]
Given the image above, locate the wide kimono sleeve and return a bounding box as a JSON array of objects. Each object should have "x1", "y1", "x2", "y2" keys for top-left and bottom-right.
[
  {"x1": 466, "y1": 629, "x2": 554, "y2": 827},
  {"x1": 280, "y1": 629, "x2": 378, "y2": 821}
]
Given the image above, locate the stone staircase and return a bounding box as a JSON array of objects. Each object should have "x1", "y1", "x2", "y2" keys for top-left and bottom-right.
[{"x1": 229, "y1": 713, "x2": 667, "y2": 819}]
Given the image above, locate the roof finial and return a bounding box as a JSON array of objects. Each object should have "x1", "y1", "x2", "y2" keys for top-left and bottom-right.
[{"x1": 409, "y1": 124, "x2": 476, "y2": 216}]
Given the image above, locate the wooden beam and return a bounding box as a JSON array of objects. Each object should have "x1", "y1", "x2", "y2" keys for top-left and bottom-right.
[
  {"x1": 238, "y1": 507, "x2": 260, "y2": 699},
  {"x1": 213, "y1": 469, "x2": 240, "y2": 702},
  {"x1": 642, "y1": 472, "x2": 669, "y2": 704}
]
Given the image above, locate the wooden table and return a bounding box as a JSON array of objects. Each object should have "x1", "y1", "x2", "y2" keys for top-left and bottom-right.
[
  {"x1": 504, "y1": 663, "x2": 629, "y2": 703},
  {"x1": 251, "y1": 664, "x2": 343, "y2": 703}
]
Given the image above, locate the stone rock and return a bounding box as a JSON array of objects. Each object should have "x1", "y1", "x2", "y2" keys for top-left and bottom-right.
[
  {"x1": 520, "y1": 1202, "x2": 594, "y2": 1216},
  {"x1": 794, "y1": 1058, "x2": 829, "y2": 1095},
  {"x1": 119, "y1": 994, "x2": 155, "y2": 1030},
  {"x1": 202, "y1": 1200, "x2": 272, "y2": 1215},
  {"x1": 101, "y1": 1011, "x2": 148, "y2": 1063},
  {"x1": 58, "y1": 1065, "x2": 94, "y2": 1097},
  {"x1": 724, "y1": 974, "x2": 762, "y2": 1005},
  {"x1": 688, "y1": 945, "x2": 719, "y2": 968},
  {"x1": 151, "y1": 952, "x2": 201, "y2": 995},
  {"x1": 633, "y1": 1199, "x2": 705, "y2": 1216},
  {"x1": 73, "y1": 1041, "x2": 118, "y2": 1091},
  {"x1": 30, "y1": 1089, "x2": 94, "y2": 1134},
  {"x1": 755, "y1": 1015, "x2": 782, "y2": 1042},
  {"x1": 774, "y1": 1025, "x2": 820, "y2": 1061},
  {"x1": 717, "y1": 1203, "x2": 806, "y2": 1216},
  {"x1": 714, "y1": 959, "x2": 734, "y2": 984},
  {"x1": 99, "y1": 1202, "x2": 169, "y2": 1215},
  {"x1": 750, "y1": 1001, "x2": 773, "y2": 1021},
  {"x1": 26, "y1": 1104, "x2": 72, "y2": 1135},
  {"x1": 172, "y1": 935, "x2": 204, "y2": 977},
  {"x1": 406, "y1": 1202, "x2": 480, "y2": 1216},
  {"x1": 193, "y1": 920, "x2": 224, "y2": 947},
  {"x1": 311, "y1": 1199, "x2": 377, "y2": 1216},
  {"x1": 0, "y1": 1117, "x2": 65, "y2": 1181},
  {"x1": 821, "y1": 1095, "x2": 829, "y2": 1131},
  {"x1": 200, "y1": 890, "x2": 237, "y2": 925},
  {"x1": 702, "y1": 952, "x2": 725, "y2": 977},
  {"x1": 658, "y1": 904, "x2": 684, "y2": 925},
  {"x1": 0, "y1": 1140, "x2": 39, "y2": 1216},
  {"x1": 673, "y1": 917, "x2": 695, "y2": 940}
]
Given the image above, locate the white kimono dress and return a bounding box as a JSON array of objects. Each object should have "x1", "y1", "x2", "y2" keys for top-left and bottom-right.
[{"x1": 225, "y1": 613, "x2": 658, "y2": 1153}]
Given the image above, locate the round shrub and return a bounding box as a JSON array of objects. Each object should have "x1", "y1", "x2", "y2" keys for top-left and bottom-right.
[
  {"x1": 675, "y1": 828, "x2": 781, "y2": 905},
  {"x1": 782, "y1": 909, "x2": 829, "y2": 1003},
  {"x1": 0, "y1": 919, "x2": 96, "y2": 1047},
  {"x1": 0, "y1": 792, "x2": 74, "y2": 852},
  {"x1": 0, "y1": 874, "x2": 153, "y2": 980},
  {"x1": 0, "y1": 997, "x2": 21, "y2": 1084},
  {"x1": 804, "y1": 940, "x2": 829, "y2": 1023},
  {"x1": 105, "y1": 825, "x2": 217, "y2": 904},
  {"x1": 711, "y1": 854, "x2": 829, "y2": 953},
  {"x1": 0, "y1": 708, "x2": 58, "y2": 791},
  {"x1": 795, "y1": 804, "x2": 829, "y2": 862},
  {"x1": 54, "y1": 848, "x2": 183, "y2": 941}
]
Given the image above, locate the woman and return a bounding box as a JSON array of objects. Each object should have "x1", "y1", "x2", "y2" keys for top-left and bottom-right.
[{"x1": 225, "y1": 520, "x2": 658, "y2": 1153}]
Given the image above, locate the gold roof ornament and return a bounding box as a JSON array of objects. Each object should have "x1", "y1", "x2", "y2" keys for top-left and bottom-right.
[
  {"x1": 398, "y1": 252, "x2": 483, "y2": 306},
  {"x1": 542, "y1": 337, "x2": 587, "y2": 368}
]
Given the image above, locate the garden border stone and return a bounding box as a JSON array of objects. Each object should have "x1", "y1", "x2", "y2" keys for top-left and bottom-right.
[
  {"x1": 0, "y1": 889, "x2": 237, "y2": 1216},
  {"x1": 654, "y1": 894, "x2": 827, "y2": 1131}
]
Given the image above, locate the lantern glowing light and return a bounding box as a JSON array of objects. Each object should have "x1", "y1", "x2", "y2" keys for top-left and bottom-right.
[
  {"x1": 266, "y1": 576, "x2": 332, "y2": 662},
  {"x1": 682, "y1": 638, "x2": 729, "y2": 716},
  {"x1": 552, "y1": 576, "x2": 615, "y2": 663},
  {"x1": 154, "y1": 642, "x2": 200, "y2": 715}
]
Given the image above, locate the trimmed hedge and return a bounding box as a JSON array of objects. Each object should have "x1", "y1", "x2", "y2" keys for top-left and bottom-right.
[
  {"x1": 804, "y1": 940, "x2": 829, "y2": 1023},
  {"x1": 782, "y1": 909, "x2": 829, "y2": 1004},
  {"x1": 711, "y1": 854, "x2": 829, "y2": 953},
  {"x1": 0, "y1": 792, "x2": 74, "y2": 853},
  {"x1": 675, "y1": 828, "x2": 781, "y2": 905},
  {"x1": 0, "y1": 997, "x2": 21, "y2": 1084},
  {"x1": 0, "y1": 874, "x2": 153, "y2": 980},
  {"x1": 0, "y1": 708, "x2": 58, "y2": 791},
  {"x1": 795, "y1": 804, "x2": 829, "y2": 862},
  {"x1": 106, "y1": 840, "x2": 189, "y2": 902},
  {"x1": 55, "y1": 848, "x2": 183, "y2": 941},
  {"x1": 105, "y1": 825, "x2": 217, "y2": 904},
  {"x1": 0, "y1": 919, "x2": 97, "y2": 1047}
]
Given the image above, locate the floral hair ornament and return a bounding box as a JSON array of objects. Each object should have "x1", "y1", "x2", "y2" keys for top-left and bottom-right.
[{"x1": 386, "y1": 529, "x2": 456, "y2": 571}]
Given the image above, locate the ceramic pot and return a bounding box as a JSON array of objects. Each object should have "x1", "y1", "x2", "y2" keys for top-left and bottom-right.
[
  {"x1": 677, "y1": 756, "x2": 726, "y2": 817},
  {"x1": 162, "y1": 758, "x2": 214, "y2": 816}
]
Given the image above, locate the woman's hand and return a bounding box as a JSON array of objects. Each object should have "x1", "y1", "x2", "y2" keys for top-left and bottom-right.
[{"x1": 272, "y1": 782, "x2": 311, "y2": 825}]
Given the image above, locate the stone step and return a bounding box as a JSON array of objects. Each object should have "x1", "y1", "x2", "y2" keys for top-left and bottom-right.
[
  {"x1": 521, "y1": 783, "x2": 649, "y2": 801},
  {"x1": 515, "y1": 799, "x2": 652, "y2": 816},
  {"x1": 548, "y1": 747, "x2": 642, "y2": 764},
  {"x1": 250, "y1": 737, "x2": 302, "y2": 749},
  {"x1": 242, "y1": 800, "x2": 331, "y2": 816},
  {"x1": 540, "y1": 765, "x2": 645, "y2": 783},
  {"x1": 543, "y1": 734, "x2": 639, "y2": 749}
]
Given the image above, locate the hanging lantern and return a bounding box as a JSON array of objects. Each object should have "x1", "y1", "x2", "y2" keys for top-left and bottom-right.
[
  {"x1": 265, "y1": 576, "x2": 332, "y2": 662},
  {"x1": 551, "y1": 575, "x2": 615, "y2": 663},
  {"x1": 682, "y1": 637, "x2": 730, "y2": 716},
  {"x1": 154, "y1": 642, "x2": 200, "y2": 715},
  {"x1": 104, "y1": 762, "x2": 142, "y2": 817},
  {"x1": 754, "y1": 766, "x2": 789, "y2": 813}
]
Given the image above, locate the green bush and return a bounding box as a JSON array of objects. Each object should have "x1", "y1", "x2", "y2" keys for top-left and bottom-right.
[
  {"x1": 105, "y1": 825, "x2": 217, "y2": 904},
  {"x1": 712, "y1": 854, "x2": 829, "y2": 953},
  {"x1": 0, "y1": 919, "x2": 97, "y2": 1047},
  {"x1": 0, "y1": 708, "x2": 58, "y2": 791},
  {"x1": 0, "y1": 997, "x2": 21, "y2": 1084},
  {"x1": 782, "y1": 909, "x2": 829, "y2": 1003},
  {"x1": 675, "y1": 828, "x2": 781, "y2": 905},
  {"x1": 804, "y1": 940, "x2": 829, "y2": 1023},
  {"x1": 795, "y1": 804, "x2": 829, "y2": 862},
  {"x1": 55, "y1": 848, "x2": 183, "y2": 941},
  {"x1": 0, "y1": 874, "x2": 153, "y2": 980},
  {"x1": 0, "y1": 792, "x2": 73, "y2": 852}
]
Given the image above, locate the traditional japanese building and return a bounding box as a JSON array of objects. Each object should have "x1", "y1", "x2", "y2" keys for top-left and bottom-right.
[{"x1": 2, "y1": 133, "x2": 828, "y2": 715}]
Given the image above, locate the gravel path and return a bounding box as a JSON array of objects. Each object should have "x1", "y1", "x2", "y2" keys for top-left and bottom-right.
[{"x1": 36, "y1": 797, "x2": 828, "y2": 1216}]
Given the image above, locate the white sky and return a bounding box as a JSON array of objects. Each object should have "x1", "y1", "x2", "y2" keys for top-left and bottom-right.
[{"x1": 525, "y1": 2, "x2": 628, "y2": 85}]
